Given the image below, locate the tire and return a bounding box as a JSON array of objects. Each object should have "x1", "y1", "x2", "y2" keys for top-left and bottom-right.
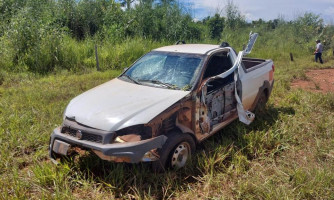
[
  {"x1": 152, "y1": 132, "x2": 196, "y2": 172},
  {"x1": 255, "y1": 90, "x2": 268, "y2": 113}
]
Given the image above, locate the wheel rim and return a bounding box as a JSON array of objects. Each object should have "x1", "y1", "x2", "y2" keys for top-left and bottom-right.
[{"x1": 171, "y1": 142, "x2": 190, "y2": 169}]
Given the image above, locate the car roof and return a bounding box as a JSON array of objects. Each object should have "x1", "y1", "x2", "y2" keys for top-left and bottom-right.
[{"x1": 153, "y1": 44, "x2": 228, "y2": 55}]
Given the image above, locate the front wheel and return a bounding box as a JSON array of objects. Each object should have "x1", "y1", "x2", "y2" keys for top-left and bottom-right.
[
  {"x1": 152, "y1": 132, "x2": 195, "y2": 172},
  {"x1": 171, "y1": 141, "x2": 191, "y2": 169}
]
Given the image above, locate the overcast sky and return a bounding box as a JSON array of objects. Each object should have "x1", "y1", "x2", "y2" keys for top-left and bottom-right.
[{"x1": 180, "y1": 0, "x2": 334, "y2": 23}]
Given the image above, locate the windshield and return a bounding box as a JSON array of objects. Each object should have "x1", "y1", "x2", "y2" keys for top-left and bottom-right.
[{"x1": 121, "y1": 52, "x2": 203, "y2": 90}]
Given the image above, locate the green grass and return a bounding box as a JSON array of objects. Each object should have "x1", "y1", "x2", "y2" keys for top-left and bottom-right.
[{"x1": 0, "y1": 48, "x2": 334, "y2": 199}]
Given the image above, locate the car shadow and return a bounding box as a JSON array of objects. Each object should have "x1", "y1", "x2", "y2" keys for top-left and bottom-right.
[
  {"x1": 70, "y1": 104, "x2": 295, "y2": 198},
  {"x1": 205, "y1": 104, "x2": 295, "y2": 143},
  {"x1": 197, "y1": 104, "x2": 295, "y2": 158}
]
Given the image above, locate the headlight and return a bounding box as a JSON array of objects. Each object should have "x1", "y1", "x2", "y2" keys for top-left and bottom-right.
[{"x1": 113, "y1": 125, "x2": 152, "y2": 143}]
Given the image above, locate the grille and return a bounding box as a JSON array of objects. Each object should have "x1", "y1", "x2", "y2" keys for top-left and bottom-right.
[
  {"x1": 81, "y1": 132, "x2": 103, "y2": 143},
  {"x1": 62, "y1": 127, "x2": 103, "y2": 143}
]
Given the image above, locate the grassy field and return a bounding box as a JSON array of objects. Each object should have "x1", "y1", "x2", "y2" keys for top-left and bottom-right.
[{"x1": 0, "y1": 49, "x2": 333, "y2": 199}]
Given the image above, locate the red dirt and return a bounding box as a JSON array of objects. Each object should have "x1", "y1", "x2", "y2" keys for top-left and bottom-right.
[{"x1": 291, "y1": 68, "x2": 334, "y2": 94}]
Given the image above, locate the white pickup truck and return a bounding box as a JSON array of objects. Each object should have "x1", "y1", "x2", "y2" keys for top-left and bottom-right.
[{"x1": 49, "y1": 33, "x2": 274, "y2": 171}]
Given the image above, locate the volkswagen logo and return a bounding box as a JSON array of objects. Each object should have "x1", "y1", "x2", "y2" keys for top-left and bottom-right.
[{"x1": 76, "y1": 130, "x2": 83, "y2": 139}]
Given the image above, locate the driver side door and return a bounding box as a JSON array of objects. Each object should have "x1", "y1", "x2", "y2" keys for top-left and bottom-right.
[{"x1": 196, "y1": 51, "x2": 236, "y2": 135}]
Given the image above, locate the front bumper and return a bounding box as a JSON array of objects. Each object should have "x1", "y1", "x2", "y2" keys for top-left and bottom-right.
[{"x1": 49, "y1": 127, "x2": 167, "y2": 163}]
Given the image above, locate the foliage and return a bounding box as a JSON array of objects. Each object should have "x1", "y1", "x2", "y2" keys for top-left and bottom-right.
[
  {"x1": 0, "y1": 0, "x2": 65, "y2": 73},
  {"x1": 130, "y1": 1, "x2": 200, "y2": 41},
  {"x1": 293, "y1": 12, "x2": 324, "y2": 43},
  {"x1": 0, "y1": 0, "x2": 206, "y2": 73},
  {"x1": 0, "y1": 0, "x2": 333, "y2": 74},
  {"x1": 206, "y1": 14, "x2": 225, "y2": 40},
  {"x1": 224, "y1": 0, "x2": 246, "y2": 30}
]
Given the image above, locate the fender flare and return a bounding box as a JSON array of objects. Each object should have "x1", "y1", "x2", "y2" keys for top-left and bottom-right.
[{"x1": 250, "y1": 80, "x2": 274, "y2": 111}]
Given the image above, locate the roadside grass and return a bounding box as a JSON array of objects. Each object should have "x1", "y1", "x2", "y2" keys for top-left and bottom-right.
[{"x1": 0, "y1": 55, "x2": 333, "y2": 199}]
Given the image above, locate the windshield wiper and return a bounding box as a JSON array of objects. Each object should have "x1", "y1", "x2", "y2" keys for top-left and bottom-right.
[
  {"x1": 138, "y1": 79, "x2": 179, "y2": 89},
  {"x1": 122, "y1": 74, "x2": 140, "y2": 85}
]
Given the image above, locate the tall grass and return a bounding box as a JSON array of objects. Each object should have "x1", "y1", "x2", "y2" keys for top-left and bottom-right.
[
  {"x1": 0, "y1": 47, "x2": 333, "y2": 199},
  {"x1": 0, "y1": 8, "x2": 334, "y2": 199},
  {"x1": 0, "y1": 34, "x2": 162, "y2": 73}
]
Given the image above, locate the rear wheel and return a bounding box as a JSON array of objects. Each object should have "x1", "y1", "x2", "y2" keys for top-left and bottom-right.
[
  {"x1": 255, "y1": 90, "x2": 268, "y2": 113},
  {"x1": 152, "y1": 132, "x2": 195, "y2": 172}
]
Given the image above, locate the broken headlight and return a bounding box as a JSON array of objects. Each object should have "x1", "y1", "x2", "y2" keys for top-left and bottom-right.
[{"x1": 113, "y1": 125, "x2": 152, "y2": 143}]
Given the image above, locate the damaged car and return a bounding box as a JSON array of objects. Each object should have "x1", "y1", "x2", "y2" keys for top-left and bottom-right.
[{"x1": 49, "y1": 33, "x2": 274, "y2": 171}]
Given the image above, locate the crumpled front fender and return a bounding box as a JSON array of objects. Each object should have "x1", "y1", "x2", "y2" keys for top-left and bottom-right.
[{"x1": 49, "y1": 127, "x2": 168, "y2": 163}]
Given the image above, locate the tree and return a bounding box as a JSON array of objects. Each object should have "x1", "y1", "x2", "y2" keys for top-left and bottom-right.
[
  {"x1": 225, "y1": 0, "x2": 245, "y2": 30},
  {"x1": 294, "y1": 12, "x2": 324, "y2": 42},
  {"x1": 207, "y1": 14, "x2": 224, "y2": 39},
  {"x1": 120, "y1": 0, "x2": 134, "y2": 10}
]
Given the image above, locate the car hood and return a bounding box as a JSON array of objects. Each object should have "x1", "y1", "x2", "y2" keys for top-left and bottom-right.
[{"x1": 65, "y1": 78, "x2": 190, "y2": 131}]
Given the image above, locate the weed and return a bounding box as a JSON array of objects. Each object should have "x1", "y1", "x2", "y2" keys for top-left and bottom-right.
[
  {"x1": 314, "y1": 82, "x2": 321, "y2": 90},
  {"x1": 0, "y1": 70, "x2": 5, "y2": 85},
  {"x1": 0, "y1": 47, "x2": 333, "y2": 199}
]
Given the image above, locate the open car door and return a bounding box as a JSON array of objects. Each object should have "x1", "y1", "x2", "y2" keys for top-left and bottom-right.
[
  {"x1": 232, "y1": 32, "x2": 258, "y2": 125},
  {"x1": 199, "y1": 32, "x2": 259, "y2": 131}
]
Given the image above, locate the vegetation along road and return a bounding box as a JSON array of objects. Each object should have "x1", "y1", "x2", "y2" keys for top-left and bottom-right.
[{"x1": 0, "y1": 0, "x2": 333, "y2": 199}]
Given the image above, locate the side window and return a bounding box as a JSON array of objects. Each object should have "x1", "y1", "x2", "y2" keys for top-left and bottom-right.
[
  {"x1": 202, "y1": 52, "x2": 232, "y2": 80},
  {"x1": 202, "y1": 52, "x2": 234, "y2": 93}
]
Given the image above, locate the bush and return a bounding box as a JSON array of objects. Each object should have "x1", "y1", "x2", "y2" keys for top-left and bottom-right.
[
  {"x1": 0, "y1": 70, "x2": 5, "y2": 85},
  {"x1": 0, "y1": 0, "x2": 333, "y2": 74}
]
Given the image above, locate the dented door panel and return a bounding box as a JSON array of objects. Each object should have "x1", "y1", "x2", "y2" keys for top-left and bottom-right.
[{"x1": 195, "y1": 81, "x2": 237, "y2": 141}]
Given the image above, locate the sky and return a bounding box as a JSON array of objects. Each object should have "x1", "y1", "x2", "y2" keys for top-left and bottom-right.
[{"x1": 179, "y1": 0, "x2": 334, "y2": 23}]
